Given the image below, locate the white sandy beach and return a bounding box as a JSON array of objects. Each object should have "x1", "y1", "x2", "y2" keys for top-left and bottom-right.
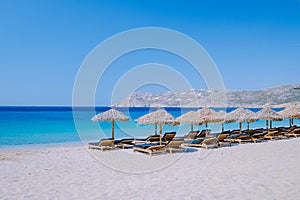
[{"x1": 1, "y1": 138, "x2": 300, "y2": 199}]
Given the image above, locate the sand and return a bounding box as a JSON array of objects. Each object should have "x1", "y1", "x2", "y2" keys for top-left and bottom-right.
[{"x1": 1, "y1": 138, "x2": 300, "y2": 199}]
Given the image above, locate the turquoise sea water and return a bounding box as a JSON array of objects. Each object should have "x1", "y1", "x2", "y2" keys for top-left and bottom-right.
[{"x1": 0, "y1": 106, "x2": 297, "y2": 149}]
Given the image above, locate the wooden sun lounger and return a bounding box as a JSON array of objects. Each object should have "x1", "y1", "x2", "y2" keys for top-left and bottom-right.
[
  {"x1": 184, "y1": 131, "x2": 200, "y2": 140},
  {"x1": 217, "y1": 133, "x2": 230, "y2": 141},
  {"x1": 133, "y1": 137, "x2": 185, "y2": 155},
  {"x1": 251, "y1": 131, "x2": 266, "y2": 138},
  {"x1": 284, "y1": 128, "x2": 300, "y2": 138},
  {"x1": 263, "y1": 131, "x2": 281, "y2": 140},
  {"x1": 250, "y1": 130, "x2": 285, "y2": 141},
  {"x1": 216, "y1": 133, "x2": 231, "y2": 147},
  {"x1": 88, "y1": 139, "x2": 116, "y2": 151},
  {"x1": 224, "y1": 133, "x2": 259, "y2": 144},
  {"x1": 114, "y1": 138, "x2": 135, "y2": 149},
  {"x1": 161, "y1": 132, "x2": 176, "y2": 142},
  {"x1": 229, "y1": 129, "x2": 241, "y2": 135},
  {"x1": 275, "y1": 132, "x2": 289, "y2": 139},
  {"x1": 133, "y1": 144, "x2": 166, "y2": 156},
  {"x1": 164, "y1": 139, "x2": 185, "y2": 153},
  {"x1": 220, "y1": 130, "x2": 231, "y2": 135},
  {"x1": 196, "y1": 129, "x2": 211, "y2": 139},
  {"x1": 276, "y1": 127, "x2": 287, "y2": 132},
  {"x1": 132, "y1": 135, "x2": 160, "y2": 144},
  {"x1": 268, "y1": 128, "x2": 278, "y2": 132},
  {"x1": 224, "y1": 133, "x2": 241, "y2": 142},
  {"x1": 242, "y1": 129, "x2": 254, "y2": 134},
  {"x1": 250, "y1": 130, "x2": 290, "y2": 141},
  {"x1": 290, "y1": 125, "x2": 300, "y2": 131},
  {"x1": 185, "y1": 138, "x2": 218, "y2": 149},
  {"x1": 250, "y1": 128, "x2": 264, "y2": 135}
]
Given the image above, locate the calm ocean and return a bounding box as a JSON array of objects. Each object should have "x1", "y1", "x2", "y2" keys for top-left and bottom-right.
[{"x1": 0, "y1": 106, "x2": 296, "y2": 149}]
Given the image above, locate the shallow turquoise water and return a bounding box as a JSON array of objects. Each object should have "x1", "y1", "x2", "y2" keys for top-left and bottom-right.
[{"x1": 0, "y1": 106, "x2": 296, "y2": 148}]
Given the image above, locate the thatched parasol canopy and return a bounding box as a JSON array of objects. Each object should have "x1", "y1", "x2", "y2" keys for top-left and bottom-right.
[
  {"x1": 278, "y1": 106, "x2": 300, "y2": 119},
  {"x1": 226, "y1": 107, "x2": 257, "y2": 132},
  {"x1": 256, "y1": 107, "x2": 283, "y2": 121},
  {"x1": 92, "y1": 108, "x2": 129, "y2": 139},
  {"x1": 137, "y1": 109, "x2": 175, "y2": 145},
  {"x1": 196, "y1": 107, "x2": 217, "y2": 129},
  {"x1": 210, "y1": 110, "x2": 227, "y2": 132},
  {"x1": 207, "y1": 110, "x2": 226, "y2": 123},
  {"x1": 137, "y1": 109, "x2": 175, "y2": 124},
  {"x1": 278, "y1": 105, "x2": 300, "y2": 126},
  {"x1": 256, "y1": 106, "x2": 283, "y2": 130},
  {"x1": 175, "y1": 111, "x2": 199, "y2": 131},
  {"x1": 226, "y1": 107, "x2": 256, "y2": 122}
]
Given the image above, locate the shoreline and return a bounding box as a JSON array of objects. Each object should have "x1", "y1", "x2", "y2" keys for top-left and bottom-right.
[{"x1": 0, "y1": 141, "x2": 83, "y2": 152}]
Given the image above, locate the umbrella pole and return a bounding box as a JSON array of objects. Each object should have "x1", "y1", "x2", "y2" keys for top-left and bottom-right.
[
  {"x1": 159, "y1": 123, "x2": 162, "y2": 145},
  {"x1": 239, "y1": 122, "x2": 242, "y2": 134},
  {"x1": 222, "y1": 123, "x2": 224, "y2": 133},
  {"x1": 292, "y1": 118, "x2": 294, "y2": 126},
  {"x1": 247, "y1": 122, "x2": 250, "y2": 130},
  {"x1": 155, "y1": 123, "x2": 157, "y2": 135},
  {"x1": 270, "y1": 120, "x2": 272, "y2": 129},
  {"x1": 112, "y1": 119, "x2": 115, "y2": 139},
  {"x1": 289, "y1": 119, "x2": 292, "y2": 127},
  {"x1": 266, "y1": 120, "x2": 269, "y2": 131},
  {"x1": 191, "y1": 124, "x2": 193, "y2": 131},
  {"x1": 206, "y1": 122, "x2": 208, "y2": 130}
]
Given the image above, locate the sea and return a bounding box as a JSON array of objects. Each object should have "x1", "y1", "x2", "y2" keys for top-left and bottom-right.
[{"x1": 0, "y1": 106, "x2": 297, "y2": 150}]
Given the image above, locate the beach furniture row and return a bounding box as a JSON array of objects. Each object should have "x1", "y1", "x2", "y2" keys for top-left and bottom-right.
[{"x1": 88, "y1": 125, "x2": 300, "y2": 155}]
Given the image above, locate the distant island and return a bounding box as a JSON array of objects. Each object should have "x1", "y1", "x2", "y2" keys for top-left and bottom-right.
[{"x1": 115, "y1": 84, "x2": 300, "y2": 108}]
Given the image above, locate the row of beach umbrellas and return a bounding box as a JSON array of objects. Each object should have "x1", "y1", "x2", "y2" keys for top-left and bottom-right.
[{"x1": 92, "y1": 105, "x2": 300, "y2": 144}]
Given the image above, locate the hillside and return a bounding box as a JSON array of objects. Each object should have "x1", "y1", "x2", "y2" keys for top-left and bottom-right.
[{"x1": 115, "y1": 84, "x2": 300, "y2": 108}]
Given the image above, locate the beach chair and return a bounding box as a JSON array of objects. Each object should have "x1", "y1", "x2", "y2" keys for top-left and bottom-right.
[
  {"x1": 224, "y1": 133, "x2": 255, "y2": 144},
  {"x1": 184, "y1": 138, "x2": 218, "y2": 149},
  {"x1": 251, "y1": 130, "x2": 264, "y2": 137},
  {"x1": 220, "y1": 130, "x2": 231, "y2": 135},
  {"x1": 290, "y1": 125, "x2": 300, "y2": 130},
  {"x1": 132, "y1": 135, "x2": 160, "y2": 144},
  {"x1": 133, "y1": 143, "x2": 166, "y2": 156},
  {"x1": 263, "y1": 130, "x2": 281, "y2": 140},
  {"x1": 268, "y1": 128, "x2": 278, "y2": 132},
  {"x1": 284, "y1": 128, "x2": 300, "y2": 138},
  {"x1": 276, "y1": 126, "x2": 286, "y2": 132},
  {"x1": 196, "y1": 129, "x2": 211, "y2": 139},
  {"x1": 183, "y1": 131, "x2": 200, "y2": 140},
  {"x1": 114, "y1": 138, "x2": 135, "y2": 149},
  {"x1": 217, "y1": 132, "x2": 230, "y2": 141},
  {"x1": 216, "y1": 132, "x2": 231, "y2": 147},
  {"x1": 282, "y1": 126, "x2": 298, "y2": 134},
  {"x1": 163, "y1": 139, "x2": 185, "y2": 153},
  {"x1": 229, "y1": 129, "x2": 241, "y2": 135},
  {"x1": 88, "y1": 138, "x2": 116, "y2": 151},
  {"x1": 242, "y1": 129, "x2": 254, "y2": 134},
  {"x1": 161, "y1": 132, "x2": 176, "y2": 142},
  {"x1": 251, "y1": 128, "x2": 264, "y2": 134},
  {"x1": 276, "y1": 131, "x2": 290, "y2": 139}
]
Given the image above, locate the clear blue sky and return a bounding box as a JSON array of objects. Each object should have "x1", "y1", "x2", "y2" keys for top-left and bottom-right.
[{"x1": 1, "y1": 0, "x2": 300, "y2": 105}]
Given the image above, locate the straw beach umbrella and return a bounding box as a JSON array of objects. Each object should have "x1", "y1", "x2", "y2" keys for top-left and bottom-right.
[
  {"x1": 210, "y1": 110, "x2": 227, "y2": 132},
  {"x1": 226, "y1": 107, "x2": 257, "y2": 133},
  {"x1": 175, "y1": 111, "x2": 199, "y2": 131},
  {"x1": 137, "y1": 109, "x2": 175, "y2": 145},
  {"x1": 256, "y1": 107, "x2": 283, "y2": 130},
  {"x1": 278, "y1": 105, "x2": 300, "y2": 127},
  {"x1": 242, "y1": 109, "x2": 258, "y2": 130},
  {"x1": 196, "y1": 107, "x2": 217, "y2": 130},
  {"x1": 208, "y1": 110, "x2": 226, "y2": 123},
  {"x1": 92, "y1": 108, "x2": 129, "y2": 139}
]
